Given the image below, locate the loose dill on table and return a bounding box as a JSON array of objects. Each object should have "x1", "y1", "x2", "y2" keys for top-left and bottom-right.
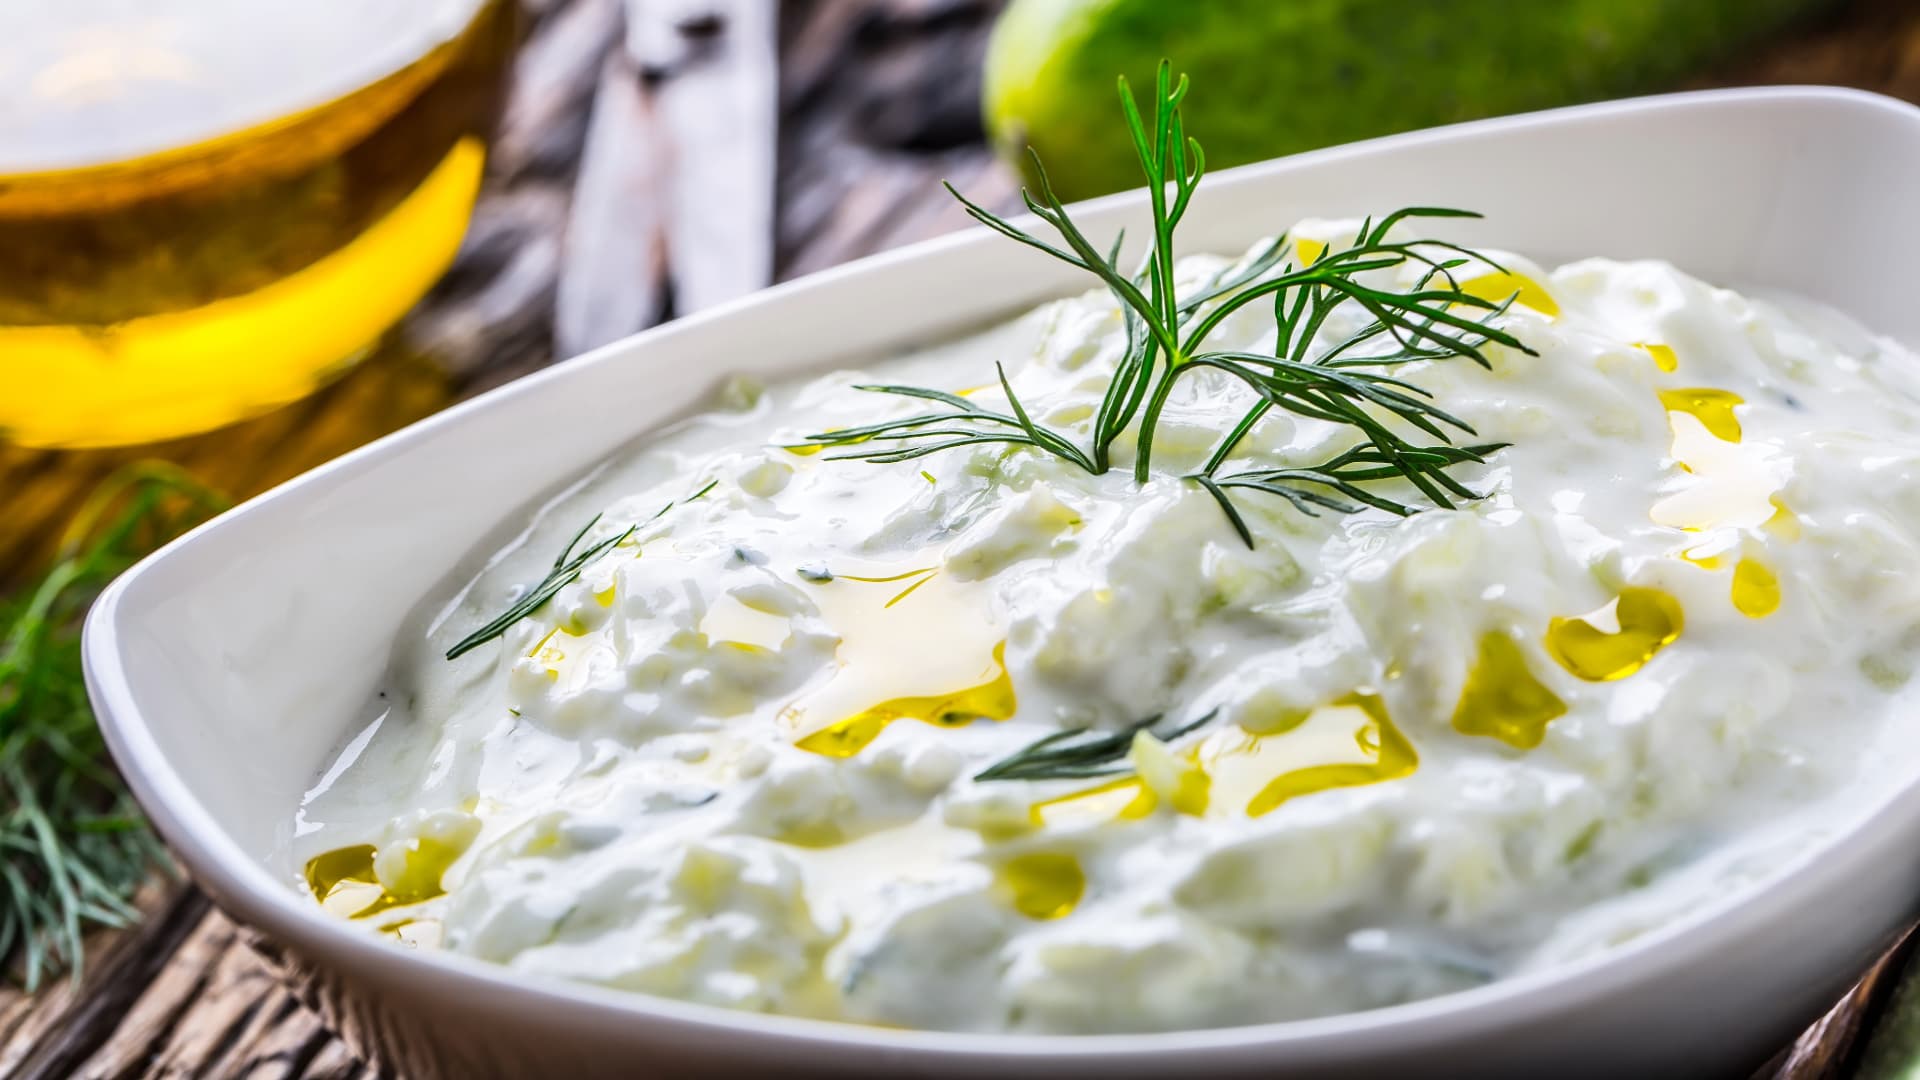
[{"x1": 1, "y1": 464, "x2": 225, "y2": 991}]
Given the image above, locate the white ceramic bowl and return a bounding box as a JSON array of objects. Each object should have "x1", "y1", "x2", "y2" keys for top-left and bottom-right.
[{"x1": 86, "y1": 87, "x2": 1920, "y2": 1078}]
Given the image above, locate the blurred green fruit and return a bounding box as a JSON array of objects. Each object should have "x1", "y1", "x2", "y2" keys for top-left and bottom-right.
[{"x1": 983, "y1": 0, "x2": 1826, "y2": 200}]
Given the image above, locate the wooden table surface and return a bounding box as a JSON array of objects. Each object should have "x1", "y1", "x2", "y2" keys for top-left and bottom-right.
[{"x1": 4, "y1": 0, "x2": 1920, "y2": 1075}]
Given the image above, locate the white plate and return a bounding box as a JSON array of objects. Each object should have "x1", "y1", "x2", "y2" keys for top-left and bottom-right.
[{"x1": 85, "y1": 86, "x2": 1920, "y2": 1077}]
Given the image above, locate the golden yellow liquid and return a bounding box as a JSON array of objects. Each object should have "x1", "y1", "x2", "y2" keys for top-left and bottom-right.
[
  {"x1": 305, "y1": 839, "x2": 457, "y2": 918},
  {"x1": 1658, "y1": 388, "x2": 1745, "y2": 443},
  {"x1": 785, "y1": 563, "x2": 1017, "y2": 758},
  {"x1": 995, "y1": 852, "x2": 1086, "y2": 920},
  {"x1": 1458, "y1": 270, "x2": 1560, "y2": 318},
  {"x1": 1637, "y1": 343, "x2": 1680, "y2": 372},
  {"x1": 1450, "y1": 631, "x2": 1568, "y2": 750},
  {"x1": 1545, "y1": 587, "x2": 1685, "y2": 682},
  {"x1": 796, "y1": 641, "x2": 1017, "y2": 757},
  {"x1": 1030, "y1": 776, "x2": 1158, "y2": 828},
  {"x1": 0, "y1": 1, "x2": 514, "y2": 447},
  {"x1": 1731, "y1": 556, "x2": 1782, "y2": 618},
  {"x1": 1199, "y1": 692, "x2": 1418, "y2": 818},
  {"x1": 305, "y1": 844, "x2": 413, "y2": 920}
]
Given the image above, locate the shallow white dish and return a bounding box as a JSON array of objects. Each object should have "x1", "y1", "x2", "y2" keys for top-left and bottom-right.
[{"x1": 85, "y1": 86, "x2": 1920, "y2": 1077}]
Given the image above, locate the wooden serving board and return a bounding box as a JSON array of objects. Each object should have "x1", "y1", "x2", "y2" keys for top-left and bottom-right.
[{"x1": 3, "y1": 0, "x2": 1918, "y2": 1074}]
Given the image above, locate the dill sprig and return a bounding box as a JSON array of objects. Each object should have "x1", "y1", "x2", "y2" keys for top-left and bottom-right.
[
  {"x1": 975, "y1": 710, "x2": 1216, "y2": 783},
  {"x1": 803, "y1": 62, "x2": 1534, "y2": 546},
  {"x1": 446, "y1": 480, "x2": 718, "y2": 660},
  {"x1": 2, "y1": 464, "x2": 225, "y2": 990}
]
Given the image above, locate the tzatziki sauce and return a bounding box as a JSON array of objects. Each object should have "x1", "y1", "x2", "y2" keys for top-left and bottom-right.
[{"x1": 294, "y1": 220, "x2": 1920, "y2": 1034}]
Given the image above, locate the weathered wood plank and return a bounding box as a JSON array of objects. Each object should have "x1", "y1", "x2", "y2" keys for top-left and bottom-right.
[
  {"x1": 554, "y1": 0, "x2": 780, "y2": 355},
  {"x1": 629, "y1": 0, "x2": 780, "y2": 313},
  {"x1": 0, "y1": 887, "x2": 209, "y2": 1080},
  {"x1": 775, "y1": 0, "x2": 1006, "y2": 279},
  {"x1": 491, "y1": 0, "x2": 623, "y2": 183},
  {"x1": 100, "y1": 917, "x2": 337, "y2": 1080},
  {"x1": 554, "y1": 45, "x2": 669, "y2": 356}
]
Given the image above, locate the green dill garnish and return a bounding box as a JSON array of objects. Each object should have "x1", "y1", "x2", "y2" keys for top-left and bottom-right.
[
  {"x1": 445, "y1": 480, "x2": 717, "y2": 661},
  {"x1": 975, "y1": 710, "x2": 1216, "y2": 783},
  {"x1": 2, "y1": 464, "x2": 225, "y2": 990},
  {"x1": 802, "y1": 63, "x2": 1532, "y2": 547},
  {"x1": 444, "y1": 514, "x2": 634, "y2": 661}
]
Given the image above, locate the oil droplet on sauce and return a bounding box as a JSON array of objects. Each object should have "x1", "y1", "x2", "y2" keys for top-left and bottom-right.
[
  {"x1": 1731, "y1": 556, "x2": 1781, "y2": 617},
  {"x1": 1637, "y1": 343, "x2": 1679, "y2": 372},
  {"x1": 1450, "y1": 632, "x2": 1568, "y2": 750},
  {"x1": 1651, "y1": 395, "x2": 1786, "y2": 532},
  {"x1": 528, "y1": 627, "x2": 564, "y2": 681},
  {"x1": 525, "y1": 623, "x2": 620, "y2": 694},
  {"x1": 796, "y1": 643, "x2": 1014, "y2": 757},
  {"x1": 1677, "y1": 535, "x2": 1783, "y2": 620},
  {"x1": 1545, "y1": 587, "x2": 1684, "y2": 681},
  {"x1": 787, "y1": 560, "x2": 1013, "y2": 757},
  {"x1": 1658, "y1": 388, "x2": 1744, "y2": 443},
  {"x1": 996, "y1": 853, "x2": 1085, "y2": 920},
  {"x1": 1677, "y1": 532, "x2": 1734, "y2": 571},
  {"x1": 305, "y1": 844, "x2": 387, "y2": 917},
  {"x1": 1199, "y1": 693, "x2": 1417, "y2": 818},
  {"x1": 1030, "y1": 777, "x2": 1157, "y2": 828},
  {"x1": 303, "y1": 844, "x2": 435, "y2": 920},
  {"x1": 1460, "y1": 270, "x2": 1560, "y2": 318}
]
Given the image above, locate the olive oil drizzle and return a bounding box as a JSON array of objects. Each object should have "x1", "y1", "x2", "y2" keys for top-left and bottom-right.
[
  {"x1": 1659, "y1": 388, "x2": 1744, "y2": 443},
  {"x1": 1459, "y1": 270, "x2": 1560, "y2": 318},
  {"x1": 303, "y1": 844, "x2": 443, "y2": 921},
  {"x1": 789, "y1": 561, "x2": 1016, "y2": 758},
  {"x1": 1731, "y1": 556, "x2": 1782, "y2": 617},
  {"x1": 796, "y1": 642, "x2": 1016, "y2": 757},
  {"x1": 1235, "y1": 693, "x2": 1417, "y2": 817},
  {"x1": 1029, "y1": 777, "x2": 1157, "y2": 828},
  {"x1": 1544, "y1": 587, "x2": 1684, "y2": 682},
  {"x1": 1021, "y1": 694, "x2": 1421, "y2": 827},
  {"x1": 1450, "y1": 632, "x2": 1568, "y2": 749},
  {"x1": 1637, "y1": 343, "x2": 1679, "y2": 372},
  {"x1": 1653, "y1": 372, "x2": 1789, "y2": 619},
  {"x1": 996, "y1": 853, "x2": 1086, "y2": 920}
]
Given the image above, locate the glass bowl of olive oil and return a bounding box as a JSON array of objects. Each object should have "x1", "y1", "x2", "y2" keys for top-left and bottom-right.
[{"x1": 0, "y1": 0, "x2": 515, "y2": 448}]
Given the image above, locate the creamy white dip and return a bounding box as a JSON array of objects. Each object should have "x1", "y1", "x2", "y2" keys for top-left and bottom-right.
[{"x1": 295, "y1": 221, "x2": 1920, "y2": 1034}]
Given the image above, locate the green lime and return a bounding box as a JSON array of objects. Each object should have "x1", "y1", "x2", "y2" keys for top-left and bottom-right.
[{"x1": 984, "y1": 0, "x2": 1825, "y2": 200}]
